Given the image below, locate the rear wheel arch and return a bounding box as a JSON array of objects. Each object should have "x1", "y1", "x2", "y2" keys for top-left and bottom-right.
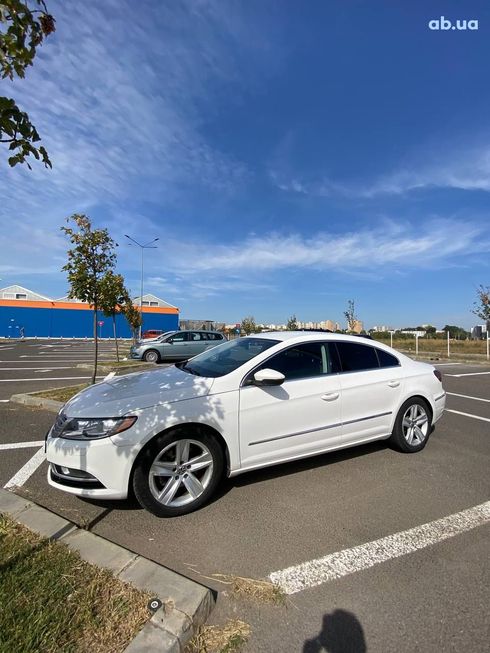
[{"x1": 390, "y1": 395, "x2": 433, "y2": 453}]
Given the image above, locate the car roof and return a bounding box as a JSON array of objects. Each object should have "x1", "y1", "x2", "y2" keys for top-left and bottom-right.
[{"x1": 244, "y1": 331, "x2": 375, "y2": 344}]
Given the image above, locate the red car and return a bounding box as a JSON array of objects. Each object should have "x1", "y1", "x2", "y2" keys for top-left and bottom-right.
[{"x1": 142, "y1": 329, "x2": 164, "y2": 339}]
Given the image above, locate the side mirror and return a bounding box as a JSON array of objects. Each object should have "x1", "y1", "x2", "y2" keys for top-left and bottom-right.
[{"x1": 253, "y1": 368, "x2": 285, "y2": 386}]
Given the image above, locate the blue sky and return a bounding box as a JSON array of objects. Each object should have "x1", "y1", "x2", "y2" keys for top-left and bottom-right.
[{"x1": 1, "y1": 0, "x2": 490, "y2": 328}]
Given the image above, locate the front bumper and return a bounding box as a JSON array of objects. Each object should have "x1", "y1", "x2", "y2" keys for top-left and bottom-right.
[
  {"x1": 129, "y1": 349, "x2": 143, "y2": 360},
  {"x1": 46, "y1": 433, "x2": 137, "y2": 499}
]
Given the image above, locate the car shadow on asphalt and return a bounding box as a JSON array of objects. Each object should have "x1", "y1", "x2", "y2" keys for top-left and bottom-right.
[
  {"x1": 303, "y1": 609, "x2": 367, "y2": 653},
  {"x1": 217, "y1": 439, "x2": 388, "y2": 499},
  {"x1": 81, "y1": 439, "x2": 389, "y2": 516}
]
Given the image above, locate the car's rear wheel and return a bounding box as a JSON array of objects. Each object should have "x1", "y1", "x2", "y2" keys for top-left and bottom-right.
[
  {"x1": 390, "y1": 397, "x2": 431, "y2": 452},
  {"x1": 132, "y1": 428, "x2": 224, "y2": 517},
  {"x1": 143, "y1": 349, "x2": 160, "y2": 363}
]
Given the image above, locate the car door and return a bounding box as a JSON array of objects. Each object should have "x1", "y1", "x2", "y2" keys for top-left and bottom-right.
[
  {"x1": 187, "y1": 331, "x2": 207, "y2": 357},
  {"x1": 238, "y1": 341, "x2": 342, "y2": 469},
  {"x1": 161, "y1": 331, "x2": 191, "y2": 359},
  {"x1": 333, "y1": 342, "x2": 404, "y2": 445}
]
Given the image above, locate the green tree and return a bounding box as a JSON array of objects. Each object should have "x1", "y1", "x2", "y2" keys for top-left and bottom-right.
[
  {"x1": 1, "y1": 0, "x2": 55, "y2": 168},
  {"x1": 286, "y1": 314, "x2": 298, "y2": 330},
  {"x1": 241, "y1": 316, "x2": 257, "y2": 335},
  {"x1": 442, "y1": 325, "x2": 470, "y2": 340},
  {"x1": 472, "y1": 285, "x2": 490, "y2": 324},
  {"x1": 122, "y1": 300, "x2": 142, "y2": 344},
  {"x1": 343, "y1": 299, "x2": 357, "y2": 331},
  {"x1": 99, "y1": 272, "x2": 130, "y2": 362},
  {"x1": 61, "y1": 214, "x2": 118, "y2": 383}
]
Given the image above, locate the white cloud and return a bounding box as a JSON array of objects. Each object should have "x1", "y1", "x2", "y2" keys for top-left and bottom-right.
[
  {"x1": 1, "y1": 1, "x2": 263, "y2": 221},
  {"x1": 163, "y1": 219, "x2": 489, "y2": 273},
  {"x1": 271, "y1": 144, "x2": 490, "y2": 197}
]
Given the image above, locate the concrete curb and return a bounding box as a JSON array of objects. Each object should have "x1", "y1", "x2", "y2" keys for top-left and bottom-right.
[
  {"x1": 10, "y1": 392, "x2": 63, "y2": 413},
  {"x1": 76, "y1": 362, "x2": 155, "y2": 372},
  {"x1": 0, "y1": 488, "x2": 215, "y2": 652}
]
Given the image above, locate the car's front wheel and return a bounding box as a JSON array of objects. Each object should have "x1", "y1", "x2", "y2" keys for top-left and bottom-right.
[
  {"x1": 132, "y1": 428, "x2": 224, "y2": 517},
  {"x1": 390, "y1": 397, "x2": 432, "y2": 453},
  {"x1": 143, "y1": 349, "x2": 160, "y2": 363}
]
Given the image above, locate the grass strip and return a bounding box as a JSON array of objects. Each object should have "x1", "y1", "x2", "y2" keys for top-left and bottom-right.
[
  {"x1": 0, "y1": 514, "x2": 151, "y2": 653},
  {"x1": 32, "y1": 384, "x2": 89, "y2": 403}
]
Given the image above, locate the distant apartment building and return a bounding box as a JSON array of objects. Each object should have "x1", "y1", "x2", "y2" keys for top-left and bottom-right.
[
  {"x1": 372, "y1": 325, "x2": 392, "y2": 333},
  {"x1": 471, "y1": 324, "x2": 488, "y2": 339},
  {"x1": 348, "y1": 320, "x2": 364, "y2": 334},
  {"x1": 297, "y1": 319, "x2": 341, "y2": 331}
]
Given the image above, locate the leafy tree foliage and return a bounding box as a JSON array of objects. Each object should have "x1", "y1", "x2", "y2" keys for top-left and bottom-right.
[
  {"x1": 122, "y1": 300, "x2": 142, "y2": 343},
  {"x1": 343, "y1": 299, "x2": 357, "y2": 331},
  {"x1": 286, "y1": 314, "x2": 298, "y2": 330},
  {"x1": 241, "y1": 316, "x2": 257, "y2": 335},
  {"x1": 472, "y1": 285, "x2": 490, "y2": 324},
  {"x1": 99, "y1": 272, "x2": 131, "y2": 362},
  {"x1": 442, "y1": 325, "x2": 470, "y2": 340},
  {"x1": 61, "y1": 214, "x2": 118, "y2": 383},
  {"x1": 0, "y1": 0, "x2": 55, "y2": 168}
]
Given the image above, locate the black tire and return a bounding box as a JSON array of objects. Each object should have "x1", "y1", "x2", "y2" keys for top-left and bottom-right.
[
  {"x1": 143, "y1": 349, "x2": 160, "y2": 363},
  {"x1": 132, "y1": 427, "x2": 224, "y2": 517},
  {"x1": 390, "y1": 397, "x2": 432, "y2": 453}
]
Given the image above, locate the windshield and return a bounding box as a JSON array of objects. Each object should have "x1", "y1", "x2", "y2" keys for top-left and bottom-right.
[{"x1": 177, "y1": 337, "x2": 280, "y2": 378}]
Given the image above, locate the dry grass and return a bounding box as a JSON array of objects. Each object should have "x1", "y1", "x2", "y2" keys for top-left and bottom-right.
[
  {"x1": 197, "y1": 572, "x2": 285, "y2": 605},
  {"x1": 0, "y1": 515, "x2": 151, "y2": 653},
  {"x1": 32, "y1": 384, "x2": 88, "y2": 403},
  {"x1": 373, "y1": 336, "x2": 489, "y2": 356},
  {"x1": 186, "y1": 618, "x2": 251, "y2": 653}
]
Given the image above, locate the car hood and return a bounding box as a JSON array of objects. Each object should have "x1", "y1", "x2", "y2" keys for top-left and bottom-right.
[{"x1": 62, "y1": 366, "x2": 215, "y2": 417}]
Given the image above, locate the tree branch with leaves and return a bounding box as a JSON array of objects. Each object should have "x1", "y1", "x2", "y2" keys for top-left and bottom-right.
[
  {"x1": 472, "y1": 285, "x2": 490, "y2": 325},
  {"x1": 1, "y1": 0, "x2": 55, "y2": 168}
]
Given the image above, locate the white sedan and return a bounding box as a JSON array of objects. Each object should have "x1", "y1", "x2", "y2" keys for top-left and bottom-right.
[{"x1": 46, "y1": 333, "x2": 446, "y2": 517}]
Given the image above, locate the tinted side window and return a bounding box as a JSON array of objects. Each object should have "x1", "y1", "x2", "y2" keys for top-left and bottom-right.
[
  {"x1": 168, "y1": 332, "x2": 187, "y2": 343},
  {"x1": 255, "y1": 343, "x2": 330, "y2": 381},
  {"x1": 190, "y1": 332, "x2": 203, "y2": 341},
  {"x1": 335, "y1": 342, "x2": 379, "y2": 372},
  {"x1": 376, "y1": 348, "x2": 400, "y2": 368}
]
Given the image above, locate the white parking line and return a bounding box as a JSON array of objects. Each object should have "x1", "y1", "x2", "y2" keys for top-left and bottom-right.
[
  {"x1": 269, "y1": 501, "x2": 490, "y2": 594},
  {"x1": 0, "y1": 399, "x2": 9, "y2": 403},
  {"x1": 0, "y1": 376, "x2": 104, "y2": 382},
  {"x1": 445, "y1": 409, "x2": 490, "y2": 423},
  {"x1": 0, "y1": 367, "x2": 73, "y2": 370},
  {"x1": 446, "y1": 372, "x2": 490, "y2": 377},
  {"x1": 447, "y1": 392, "x2": 490, "y2": 403},
  {"x1": 0, "y1": 440, "x2": 45, "y2": 450},
  {"x1": 4, "y1": 447, "x2": 46, "y2": 489}
]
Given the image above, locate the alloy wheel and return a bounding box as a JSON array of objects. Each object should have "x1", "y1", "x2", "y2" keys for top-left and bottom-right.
[
  {"x1": 402, "y1": 404, "x2": 429, "y2": 446},
  {"x1": 148, "y1": 439, "x2": 214, "y2": 508}
]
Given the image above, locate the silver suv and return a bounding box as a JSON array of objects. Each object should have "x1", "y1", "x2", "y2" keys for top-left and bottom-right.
[{"x1": 130, "y1": 330, "x2": 226, "y2": 363}]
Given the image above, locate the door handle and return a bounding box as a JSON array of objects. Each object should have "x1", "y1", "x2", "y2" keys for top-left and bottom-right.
[
  {"x1": 321, "y1": 392, "x2": 339, "y2": 401},
  {"x1": 388, "y1": 381, "x2": 400, "y2": 388}
]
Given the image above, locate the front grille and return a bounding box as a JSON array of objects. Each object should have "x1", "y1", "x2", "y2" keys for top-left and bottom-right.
[{"x1": 50, "y1": 411, "x2": 68, "y2": 438}]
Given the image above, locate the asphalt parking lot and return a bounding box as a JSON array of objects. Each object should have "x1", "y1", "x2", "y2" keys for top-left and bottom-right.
[{"x1": 1, "y1": 340, "x2": 489, "y2": 651}]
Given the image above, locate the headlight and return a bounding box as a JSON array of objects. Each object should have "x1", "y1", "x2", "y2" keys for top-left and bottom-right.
[{"x1": 58, "y1": 416, "x2": 137, "y2": 440}]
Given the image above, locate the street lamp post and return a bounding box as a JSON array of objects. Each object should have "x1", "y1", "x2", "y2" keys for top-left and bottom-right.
[{"x1": 124, "y1": 235, "x2": 159, "y2": 339}]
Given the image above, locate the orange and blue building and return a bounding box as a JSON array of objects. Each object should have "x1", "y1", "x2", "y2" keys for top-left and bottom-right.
[{"x1": 0, "y1": 285, "x2": 179, "y2": 338}]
